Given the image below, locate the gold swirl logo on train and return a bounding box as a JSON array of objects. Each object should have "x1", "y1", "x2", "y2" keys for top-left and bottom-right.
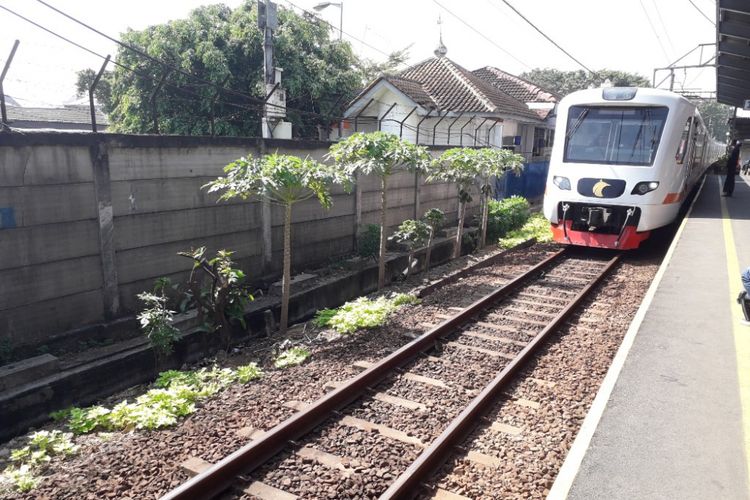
[{"x1": 592, "y1": 179, "x2": 610, "y2": 198}]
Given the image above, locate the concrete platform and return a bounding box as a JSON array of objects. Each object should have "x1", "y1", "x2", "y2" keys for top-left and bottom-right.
[{"x1": 549, "y1": 174, "x2": 750, "y2": 500}]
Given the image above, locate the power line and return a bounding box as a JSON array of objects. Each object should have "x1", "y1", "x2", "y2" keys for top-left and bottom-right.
[
  {"x1": 2, "y1": 1, "x2": 347, "y2": 123},
  {"x1": 0, "y1": 2, "x2": 292, "y2": 124},
  {"x1": 431, "y1": 0, "x2": 531, "y2": 71},
  {"x1": 638, "y1": 0, "x2": 671, "y2": 64},
  {"x1": 650, "y1": 0, "x2": 677, "y2": 58},
  {"x1": 282, "y1": 0, "x2": 391, "y2": 58},
  {"x1": 493, "y1": 0, "x2": 594, "y2": 74},
  {"x1": 686, "y1": 0, "x2": 714, "y2": 25},
  {"x1": 32, "y1": 0, "x2": 286, "y2": 113}
]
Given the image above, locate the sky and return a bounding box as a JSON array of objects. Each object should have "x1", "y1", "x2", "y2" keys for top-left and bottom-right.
[{"x1": 0, "y1": 0, "x2": 719, "y2": 107}]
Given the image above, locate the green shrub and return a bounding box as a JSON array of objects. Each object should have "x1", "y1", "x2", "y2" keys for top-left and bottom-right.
[
  {"x1": 498, "y1": 213, "x2": 553, "y2": 248},
  {"x1": 357, "y1": 224, "x2": 381, "y2": 260},
  {"x1": 486, "y1": 196, "x2": 530, "y2": 241},
  {"x1": 314, "y1": 293, "x2": 420, "y2": 334},
  {"x1": 274, "y1": 347, "x2": 311, "y2": 369}
]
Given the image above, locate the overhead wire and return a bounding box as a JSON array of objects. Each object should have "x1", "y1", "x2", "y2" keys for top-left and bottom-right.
[
  {"x1": 30, "y1": 0, "x2": 316, "y2": 117},
  {"x1": 638, "y1": 0, "x2": 672, "y2": 65},
  {"x1": 650, "y1": 0, "x2": 677, "y2": 59},
  {"x1": 1, "y1": 1, "x2": 350, "y2": 124},
  {"x1": 431, "y1": 0, "x2": 531, "y2": 71},
  {"x1": 492, "y1": 0, "x2": 594, "y2": 74},
  {"x1": 281, "y1": 0, "x2": 392, "y2": 58},
  {"x1": 686, "y1": 0, "x2": 714, "y2": 25}
]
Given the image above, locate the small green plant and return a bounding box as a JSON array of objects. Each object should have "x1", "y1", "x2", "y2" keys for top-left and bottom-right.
[
  {"x1": 2, "y1": 464, "x2": 37, "y2": 493},
  {"x1": 314, "y1": 293, "x2": 420, "y2": 334},
  {"x1": 486, "y1": 196, "x2": 530, "y2": 241},
  {"x1": 179, "y1": 247, "x2": 254, "y2": 349},
  {"x1": 391, "y1": 219, "x2": 431, "y2": 278},
  {"x1": 63, "y1": 364, "x2": 263, "y2": 435},
  {"x1": 235, "y1": 362, "x2": 263, "y2": 383},
  {"x1": 422, "y1": 208, "x2": 445, "y2": 272},
  {"x1": 274, "y1": 346, "x2": 311, "y2": 369},
  {"x1": 357, "y1": 224, "x2": 381, "y2": 261},
  {"x1": 498, "y1": 213, "x2": 553, "y2": 248},
  {"x1": 137, "y1": 281, "x2": 180, "y2": 359},
  {"x1": 2, "y1": 430, "x2": 78, "y2": 493},
  {"x1": 49, "y1": 407, "x2": 73, "y2": 422}
]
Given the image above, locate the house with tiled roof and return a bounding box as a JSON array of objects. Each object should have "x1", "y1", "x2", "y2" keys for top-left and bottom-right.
[
  {"x1": 338, "y1": 41, "x2": 556, "y2": 161},
  {"x1": 5, "y1": 104, "x2": 107, "y2": 131}
]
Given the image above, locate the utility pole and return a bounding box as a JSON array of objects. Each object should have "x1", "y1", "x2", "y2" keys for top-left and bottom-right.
[{"x1": 258, "y1": 0, "x2": 291, "y2": 140}]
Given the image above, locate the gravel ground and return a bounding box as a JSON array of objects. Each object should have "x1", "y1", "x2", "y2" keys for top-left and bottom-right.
[
  {"x1": 0, "y1": 243, "x2": 660, "y2": 500},
  {"x1": 424, "y1": 255, "x2": 660, "y2": 499},
  {"x1": 0, "y1": 243, "x2": 552, "y2": 500}
]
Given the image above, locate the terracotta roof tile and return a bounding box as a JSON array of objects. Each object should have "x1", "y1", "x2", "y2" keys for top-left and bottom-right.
[
  {"x1": 472, "y1": 67, "x2": 560, "y2": 103},
  {"x1": 397, "y1": 57, "x2": 541, "y2": 121}
]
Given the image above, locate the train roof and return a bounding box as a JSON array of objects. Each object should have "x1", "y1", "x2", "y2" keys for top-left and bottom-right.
[{"x1": 559, "y1": 87, "x2": 693, "y2": 108}]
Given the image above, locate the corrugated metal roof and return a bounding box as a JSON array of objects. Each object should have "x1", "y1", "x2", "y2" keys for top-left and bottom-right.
[
  {"x1": 6, "y1": 105, "x2": 108, "y2": 126},
  {"x1": 716, "y1": 0, "x2": 750, "y2": 108}
]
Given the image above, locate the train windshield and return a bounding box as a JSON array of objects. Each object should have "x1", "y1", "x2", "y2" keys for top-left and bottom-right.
[{"x1": 564, "y1": 106, "x2": 668, "y2": 166}]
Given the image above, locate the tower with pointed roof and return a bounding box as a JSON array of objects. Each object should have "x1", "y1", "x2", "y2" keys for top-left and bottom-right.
[{"x1": 434, "y1": 15, "x2": 447, "y2": 58}]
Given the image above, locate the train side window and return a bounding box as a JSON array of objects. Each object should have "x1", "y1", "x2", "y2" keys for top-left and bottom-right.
[{"x1": 675, "y1": 118, "x2": 692, "y2": 164}]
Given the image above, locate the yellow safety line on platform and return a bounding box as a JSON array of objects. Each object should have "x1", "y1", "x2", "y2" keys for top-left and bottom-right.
[{"x1": 718, "y1": 175, "x2": 750, "y2": 492}]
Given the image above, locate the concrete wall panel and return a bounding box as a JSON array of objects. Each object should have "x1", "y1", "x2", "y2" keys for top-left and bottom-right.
[
  {"x1": 111, "y1": 177, "x2": 247, "y2": 216},
  {"x1": 269, "y1": 194, "x2": 354, "y2": 227},
  {"x1": 0, "y1": 184, "x2": 96, "y2": 227},
  {"x1": 2, "y1": 290, "x2": 104, "y2": 346},
  {"x1": 0, "y1": 146, "x2": 93, "y2": 186},
  {"x1": 108, "y1": 146, "x2": 249, "y2": 181},
  {"x1": 0, "y1": 256, "x2": 103, "y2": 311},
  {"x1": 114, "y1": 203, "x2": 261, "y2": 251},
  {"x1": 116, "y1": 229, "x2": 262, "y2": 285},
  {"x1": 0, "y1": 221, "x2": 99, "y2": 270}
]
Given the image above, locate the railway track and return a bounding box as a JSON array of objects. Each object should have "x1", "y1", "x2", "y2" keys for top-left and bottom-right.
[{"x1": 163, "y1": 247, "x2": 621, "y2": 500}]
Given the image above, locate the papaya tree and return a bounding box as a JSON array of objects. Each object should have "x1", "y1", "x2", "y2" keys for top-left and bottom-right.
[
  {"x1": 429, "y1": 148, "x2": 480, "y2": 259},
  {"x1": 422, "y1": 208, "x2": 445, "y2": 271},
  {"x1": 205, "y1": 154, "x2": 349, "y2": 335},
  {"x1": 475, "y1": 148, "x2": 524, "y2": 248},
  {"x1": 329, "y1": 132, "x2": 430, "y2": 290}
]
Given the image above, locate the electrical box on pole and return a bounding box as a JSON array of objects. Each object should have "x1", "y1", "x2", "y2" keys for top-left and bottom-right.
[{"x1": 258, "y1": 0, "x2": 291, "y2": 139}]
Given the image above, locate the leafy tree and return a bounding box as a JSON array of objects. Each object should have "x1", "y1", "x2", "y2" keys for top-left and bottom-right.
[
  {"x1": 74, "y1": 69, "x2": 114, "y2": 113},
  {"x1": 356, "y1": 46, "x2": 410, "y2": 84},
  {"x1": 81, "y1": 1, "x2": 361, "y2": 138},
  {"x1": 329, "y1": 132, "x2": 430, "y2": 289},
  {"x1": 519, "y1": 68, "x2": 650, "y2": 97},
  {"x1": 205, "y1": 154, "x2": 349, "y2": 335},
  {"x1": 422, "y1": 208, "x2": 445, "y2": 272},
  {"x1": 391, "y1": 219, "x2": 430, "y2": 278},
  {"x1": 474, "y1": 148, "x2": 525, "y2": 248},
  {"x1": 429, "y1": 148, "x2": 481, "y2": 259},
  {"x1": 696, "y1": 100, "x2": 732, "y2": 141}
]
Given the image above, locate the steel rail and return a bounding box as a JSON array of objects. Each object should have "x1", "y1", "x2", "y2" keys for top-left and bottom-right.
[
  {"x1": 380, "y1": 252, "x2": 622, "y2": 499},
  {"x1": 160, "y1": 248, "x2": 569, "y2": 500}
]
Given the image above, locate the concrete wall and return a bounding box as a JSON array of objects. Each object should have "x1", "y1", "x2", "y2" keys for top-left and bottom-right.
[{"x1": 0, "y1": 132, "x2": 476, "y2": 351}]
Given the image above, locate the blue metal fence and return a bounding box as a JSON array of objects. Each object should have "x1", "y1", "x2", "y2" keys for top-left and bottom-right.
[{"x1": 495, "y1": 160, "x2": 550, "y2": 200}]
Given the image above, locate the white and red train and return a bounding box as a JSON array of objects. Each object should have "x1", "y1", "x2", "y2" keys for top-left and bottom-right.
[{"x1": 543, "y1": 87, "x2": 723, "y2": 249}]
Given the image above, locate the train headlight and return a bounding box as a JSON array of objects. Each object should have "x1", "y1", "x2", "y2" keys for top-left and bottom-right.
[
  {"x1": 631, "y1": 181, "x2": 659, "y2": 195},
  {"x1": 553, "y1": 176, "x2": 571, "y2": 190}
]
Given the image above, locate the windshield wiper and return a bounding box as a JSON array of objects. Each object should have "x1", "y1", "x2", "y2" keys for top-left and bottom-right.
[
  {"x1": 566, "y1": 108, "x2": 589, "y2": 140},
  {"x1": 629, "y1": 109, "x2": 651, "y2": 160}
]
